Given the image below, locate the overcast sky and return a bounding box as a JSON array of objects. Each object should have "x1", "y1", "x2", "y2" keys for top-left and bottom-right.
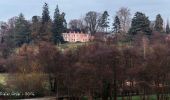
[{"x1": 0, "y1": 0, "x2": 170, "y2": 22}]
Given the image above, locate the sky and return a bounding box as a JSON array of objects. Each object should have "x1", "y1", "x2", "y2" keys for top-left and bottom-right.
[{"x1": 0, "y1": 0, "x2": 170, "y2": 23}]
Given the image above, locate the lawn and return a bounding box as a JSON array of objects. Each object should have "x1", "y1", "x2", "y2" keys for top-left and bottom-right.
[
  {"x1": 0, "y1": 73, "x2": 8, "y2": 85},
  {"x1": 58, "y1": 42, "x2": 90, "y2": 50},
  {"x1": 117, "y1": 95, "x2": 157, "y2": 100}
]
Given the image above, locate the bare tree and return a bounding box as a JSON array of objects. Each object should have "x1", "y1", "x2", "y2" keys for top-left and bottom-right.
[
  {"x1": 8, "y1": 17, "x2": 18, "y2": 29},
  {"x1": 0, "y1": 22, "x2": 9, "y2": 43},
  {"x1": 116, "y1": 7, "x2": 131, "y2": 33},
  {"x1": 68, "y1": 19, "x2": 85, "y2": 31},
  {"x1": 84, "y1": 11, "x2": 101, "y2": 35}
]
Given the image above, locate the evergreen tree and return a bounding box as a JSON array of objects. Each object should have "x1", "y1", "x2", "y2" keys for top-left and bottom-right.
[
  {"x1": 129, "y1": 12, "x2": 151, "y2": 35},
  {"x1": 14, "y1": 13, "x2": 31, "y2": 46},
  {"x1": 113, "y1": 16, "x2": 121, "y2": 33},
  {"x1": 42, "y1": 3, "x2": 50, "y2": 24},
  {"x1": 99, "y1": 11, "x2": 109, "y2": 32},
  {"x1": 40, "y1": 3, "x2": 52, "y2": 42},
  {"x1": 31, "y1": 16, "x2": 41, "y2": 43},
  {"x1": 52, "y1": 5, "x2": 67, "y2": 44},
  {"x1": 154, "y1": 14, "x2": 163, "y2": 32},
  {"x1": 166, "y1": 20, "x2": 170, "y2": 34}
]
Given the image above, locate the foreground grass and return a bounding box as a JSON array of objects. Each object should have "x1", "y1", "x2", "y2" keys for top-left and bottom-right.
[
  {"x1": 0, "y1": 73, "x2": 167, "y2": 100},
  {"x1": 0, "y1": 73, "x2": 8, "y2": 85},
  {"x1": 117, "y1": 95, "x2": 157, "y2": 100}
]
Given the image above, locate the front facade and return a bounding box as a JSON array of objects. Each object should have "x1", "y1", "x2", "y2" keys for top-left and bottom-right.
[{"x1": 62, "y1": 32, "x2": 93, "y2": 42}]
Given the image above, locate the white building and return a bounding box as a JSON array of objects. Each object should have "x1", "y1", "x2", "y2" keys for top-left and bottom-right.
[{"x1": 62, "y1": 32, "x2": 94, "y2": 42}]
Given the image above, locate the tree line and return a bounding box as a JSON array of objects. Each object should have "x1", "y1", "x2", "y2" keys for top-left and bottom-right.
[
  {"x1": 4, "y1": 33, "x2": 170, "y2": 100},
  {"x1": 0, "y1": 3, "x2": 67, "y2": 47},
  {"x1": 1, "y1": 3, "x2": 169, "y2": 49}
]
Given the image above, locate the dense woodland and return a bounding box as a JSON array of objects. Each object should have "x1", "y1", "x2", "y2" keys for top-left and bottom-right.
[{"x1": 0, "y1": 2, "x2": 170, "y2": 100}]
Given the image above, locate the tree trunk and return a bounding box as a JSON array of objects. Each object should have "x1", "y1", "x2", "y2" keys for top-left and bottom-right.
[
  {"x1": 88, "y1": 91, "x2": 93, "y2": 100},
  {"x1": 113, "y1": 78, "x2": 117, "y2": 100},
  {"x1": 49, "y1": 74, "x2": 54, "y2": 92}
]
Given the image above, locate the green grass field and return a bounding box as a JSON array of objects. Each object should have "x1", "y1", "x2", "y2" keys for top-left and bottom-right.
[
  {"x1": 117, "y1": 95, "x2": 157, "y2": 100},
  {"x1": 58, "y1": 42, "x2": 91, "y2": 51},
  {"x1": 0, "y1": 73, "x2": 8, "y2": 85}
]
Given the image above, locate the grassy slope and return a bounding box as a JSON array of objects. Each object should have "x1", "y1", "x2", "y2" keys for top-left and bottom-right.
[
  {"x1": 0, "y1": 73, "x2": 8, "y2": 85},
  {"x1": 57, "y1": 42, "x2": 91, "y2": 51},
  {"x1": 117, "y1": 95, "x2": 157, "y2": 100}
]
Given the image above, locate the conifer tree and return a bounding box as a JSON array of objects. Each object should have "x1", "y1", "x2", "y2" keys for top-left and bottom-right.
[
  {"x1": 113, "y1": 16, "x2": 121, "y2": 33},
  {"x1": 129, "y1": 12, "x2": 151, "y2": 35},
  {"x1": 166, "y1": 20, "x2": 170, "y2": 34},
  {"x1": 154, "y1": 14, "x2": 163, "y2": 32},
  {"x1": 99, "y1": 11, "x2": 109, "y2": 32},
  {"x1": 14, "y1": 13, "x2": 31, "y2": 46},
  {"x1": 52, "y1": 5, "x2": 67, "y2": 44},
  {"x1": 40, "y1": 3, "x2": 52, "y2": 42},
  {"x1": 42, "y1": 3, "x2": 50, "y2": 24},
  {"x1": 31, "y1": 16, "x2": 41, "y2": 43}
]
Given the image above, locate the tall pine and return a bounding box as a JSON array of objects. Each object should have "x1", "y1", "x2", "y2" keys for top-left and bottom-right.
[
  {"x1": 99, "y1": 11, "x2": 109, "y2": 32},
  {"x1": 166, "y1": 20, "x2": 170, "y2": 34},
  {"x1": 14, "y1": 13, "x2": 31, "y2": 46},
  {"x1": 129, "y1": 12, "x2": 151, "y2": 35},
  {"x1": 40, "y1": 3, "x2": 52, "y2": 42},
  {"x1": 52, "y1": 5, "x2": 67, "y2": 44},
  {"x1": 42, "y1": 3, "x2": 50, "y2": 24},
  {"x1": 113, "y1": 16, "x2": 121, "y2": 33},
  {"x1": 31, "y1": 16, "x2": 41, "y2": 43},
  {"x1": 154, "y1": 14, "x2": 163, "y2": 32}
]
